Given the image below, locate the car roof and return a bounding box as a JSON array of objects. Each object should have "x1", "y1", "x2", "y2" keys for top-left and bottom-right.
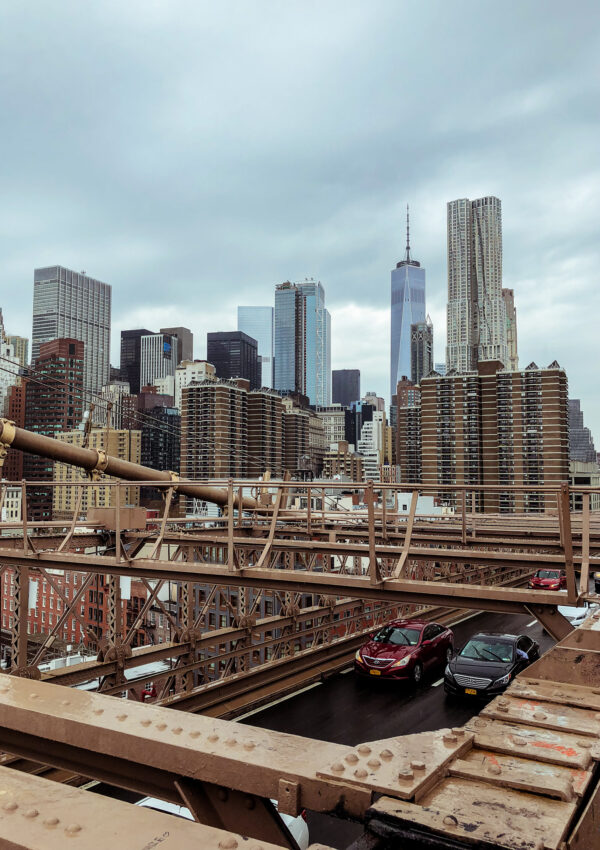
[
  {"x1": 469, "y1": 632, "x2": 519, "y2": 641},
  {"x1": 387, "y1": 619, "x2": 430, "y2": 628}
]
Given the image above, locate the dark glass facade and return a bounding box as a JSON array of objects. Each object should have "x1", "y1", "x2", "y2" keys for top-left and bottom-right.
[
  {"x1": 332, "y1": 369, "x2": 360, "y2": 407},
  {"x1": 207, "y1": 331, "x2": 259, "y2": 390},
  {"x1": 120, "y1": 328, "x2": 153, "y2": 395}
]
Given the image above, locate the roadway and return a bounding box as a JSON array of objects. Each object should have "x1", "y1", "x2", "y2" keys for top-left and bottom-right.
[{"x1": 242, "y1": 609, "x2": 557, "y2": 849}]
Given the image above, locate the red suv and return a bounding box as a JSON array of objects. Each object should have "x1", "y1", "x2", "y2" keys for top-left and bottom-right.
[
  {"x1": 355, "y1": 619, "x2": 454, "y2": 684},
  {"x1": 528, "y1": 569, "x2": 567, "y2": 590}
]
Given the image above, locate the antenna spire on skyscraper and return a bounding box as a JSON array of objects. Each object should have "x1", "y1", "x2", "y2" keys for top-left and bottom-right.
[{"x1": 405, "y1": 204, "x2": 411, "y2": 262}]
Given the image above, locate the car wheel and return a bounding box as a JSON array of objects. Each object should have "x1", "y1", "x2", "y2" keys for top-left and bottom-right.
[
  {"x1": 413, "y1": 662, "x2": 423, "y2": 685},
  {"x1": 445, "y1": 646, "x2": 453, "y2": 664}
]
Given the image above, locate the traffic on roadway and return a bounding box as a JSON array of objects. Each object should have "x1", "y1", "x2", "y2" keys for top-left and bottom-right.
[{"x1": 244, "y1": 609, "x2": 557, "y2": 849}]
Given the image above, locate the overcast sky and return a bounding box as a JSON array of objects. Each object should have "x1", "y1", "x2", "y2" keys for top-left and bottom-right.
[{"x1": 1, "y1": 1, "x2": 599, "y2": 439}]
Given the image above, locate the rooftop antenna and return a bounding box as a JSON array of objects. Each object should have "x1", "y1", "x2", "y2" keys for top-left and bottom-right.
[{"x1": 405, "y1": 204, "x2": 411, "y2": 262}]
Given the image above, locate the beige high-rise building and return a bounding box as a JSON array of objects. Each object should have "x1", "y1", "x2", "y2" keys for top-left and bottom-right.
[
  {"x1": 247, "y1": 389, "x2": 284, "y2": 478},
  {"x1": 53, "y1": 428, "x2": 141, "y2": 519},
  {"x1": 6, "y1": 335, "x2": 28, "y2": 368},
  {"x1": 420, "y1": 360, "x2": 569, "y2": 513},
  {"x1": 446, "y1": 197, "x2": 508, "y2": 372}
]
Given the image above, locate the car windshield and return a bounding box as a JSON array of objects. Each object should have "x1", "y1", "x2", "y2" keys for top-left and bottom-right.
[
  {"x1": 459, "y1": 639, "x2": 513, "y2": 663},
  {"x1": 373, "y1": 626, "x2": 420, "y2": 646},
  {"x1": 535, "y1": 570, "x2": 560, "y2": 579}
]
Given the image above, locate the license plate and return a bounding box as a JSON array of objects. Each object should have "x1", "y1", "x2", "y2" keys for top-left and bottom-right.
[
  {"x1": 465, "y1": 688, "x2": 477, "y2": 695},
  {"x1": 370, "y1": 669, "x2": 381, "y2": 676}
]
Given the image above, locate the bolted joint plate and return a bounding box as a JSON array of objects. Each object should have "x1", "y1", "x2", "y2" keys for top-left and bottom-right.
[{"x1": 316, "y1": 728, "x2": 474, "y2": 799}]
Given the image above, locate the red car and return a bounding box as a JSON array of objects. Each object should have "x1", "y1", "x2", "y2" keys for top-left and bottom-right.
[
  {"x1": 528, "y1": 569, "x2": 567, "y2": 590},
  {"x1": 354, "y1": 619, "x2": 454, "y2": 684}
]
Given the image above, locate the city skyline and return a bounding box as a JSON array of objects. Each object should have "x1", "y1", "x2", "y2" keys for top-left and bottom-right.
[{"x1": 1, "y1": 3, "x2": 598, "y2": 438}]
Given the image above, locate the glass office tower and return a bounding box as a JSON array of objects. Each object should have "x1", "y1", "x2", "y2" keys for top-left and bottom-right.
[
  {"x1": 274, "y1": 279, "x2": 331, "y2": 406},
  {"x1": 32, "y1": 265, "x2": 111, "y2": 394},
  {"x1": 390, "y1": 211, "x2": 426, "y2": 399},
  {"x1": 237, "y1": 306, "x2": 274, "y2": 387}
]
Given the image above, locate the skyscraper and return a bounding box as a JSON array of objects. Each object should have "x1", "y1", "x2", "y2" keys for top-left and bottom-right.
[
  {"x1": 446, "y1": 197, "x2": 508, "y2": 372},
  {"x1": 502, "y1": 288, "x2": 518, "y2": 370},
  {"x1": 120, "y1": 329, "x2": 153, "y2": 395},
  {"x1": 332, "y1": 369, "x2": 360, "y2": 407},
  {"x1": 390, "y1": 208, "x2": 426, "y2": 399},
  {"x1": 32, "y1": 266, "x2": 111, "y2": 394},
  {"x1": 160, "y1": 327, "x2": 193, "y2": 365},
  {"x1": 568, "y1": 399, "x2": 597, "y2": 463},
  {"x1": 274, "y1": 279, "x2": 331, "y2": 405},
  {"x1": 237, "y1": 306, "x2": 274, "y2": 388},
  {"x1": 410, "y1": 317, "x2": 433, "y2": 385},
  {"x1": 140, "y1": 332, "x2": 177, "y2": 389},
  {"x1": 207, "y1": 331, "x2": 260, "y2": 389}
]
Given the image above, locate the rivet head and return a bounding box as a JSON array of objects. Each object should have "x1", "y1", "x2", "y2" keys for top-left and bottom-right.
[
  {"x1": 354, "y1": 768, "x2": 368, "y2": 779},
  {"x1": 443, "y1": 734, "x2": 458, "y2": 744},
  {"x1": 331, "y1": 762, "x2": 345, "y2": 773},
  {"x1": 512, "y1": 737, "x2": 527, "y2": 746},
  {"x1": 24, "y1": 809, "x2": 39, "y2": 819},
  {"x1": 117, "y1": 713, "x2": 127, "y2": 721},
  {"x1": 345, "y1": 753, "x2": 359, "y2": 764},
  {"x1": 44, "y1": 817, "x2": 60, "y2": 826},
  {"x1": 411, "y1": 760, "x2": 426, "y2": 771},
  {"x1": 398, "y1": 768, "x2": 414, "y2": 781},
  {"x1": 3, "y1": 802, "x2": 17, "y2": 812},
  {"x1": 208, "y1": 734, "x2": 219, "y2": 742},
  {"x1": 243, "y1": 740, "x2": 255, "y2": 750},
  {"x1": 487, "y1": 764, "x2": 502, "y2": 775},
  {"x1": 578, "y1": 740, "x2": 592, "y2": 749},
  {"x1": 30, "y1": 693, "x2": 39, "y2": 700},
  {"x1": 367, "y1": 758, "x2": 381, "y2": 769},
  {"x1": 226, "y1": 738, "x2": 237, "y2": 747},
  {"x1": 140, "y1": 719, "x2": 151, "y2": 727},
  {"x1": 379, "y1": 749, "x2": 393, "y2": 760},
  {"x1": 156, "y1": 722, "x2": 167, "y2": 731},
  {"x1": 497, "y1": 705, "x2": 509, "y2": 713},
  {"x1": 443, "y1": 815, "x2": 459, "y2": 827},
  {"x1": 533, "y1": 712, "x2": 547, "y2": 721},
  {"x1": 93, "y1": 708, "x2": 104, "y2": 715},
  {"x1": 357, "y1": 745, "x2": 371, "y2": 756},
  {"x1": 66, "y1": 823, "x2": 82, "y2": 834},
  {"x1": 61, "y1": 700, "x2": 71, "y2": 706},
  {"x1": 172, "y1": 727, "x2": 183, "y2": 735},
  {"x1": 451, "y1": 728, "x2": 465, "y2": 736},
  {"x1": 190, "y1": 731, "x2": 201, "y2": 739},
  {"x1": 218, "y1": 838, "x2": 238, "y2": 849}
]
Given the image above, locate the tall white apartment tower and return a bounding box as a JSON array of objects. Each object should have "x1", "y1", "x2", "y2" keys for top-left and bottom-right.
[
  {"x1": 32, "y1": 266, "x2": 111, "y2": 394},
  {"x1": 446, "y1": 197, "x2": 508, "y2": 372}
]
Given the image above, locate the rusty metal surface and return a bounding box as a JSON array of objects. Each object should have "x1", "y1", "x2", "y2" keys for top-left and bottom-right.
[{"x1": 0, "y1": 763, "x2": 289, "y2": 850}]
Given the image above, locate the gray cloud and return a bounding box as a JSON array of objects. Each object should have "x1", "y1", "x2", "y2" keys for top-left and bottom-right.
[{"x1": 1, "y1": 0, "x2": 599, "y2": 437}]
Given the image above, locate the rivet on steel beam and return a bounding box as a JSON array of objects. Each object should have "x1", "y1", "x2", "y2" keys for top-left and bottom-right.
[
  {"x1": 117, "y1": 713, "x2": 127, "y2": 721},
  {"x1": 487, "y1": 764, "x2": 502, "y2": 775},
  {"x1": 345, "y1": 753, "x2": 359, "y2": 764},
  {"x1": 354, "y1": 768, "x2": 368, "y2": 779},
  {"x1": 331, "y1": 762, "x2": 345, "y2": 773},
  {"x1": 24, "y1": 809, "x2": 39, "y2": 819},
  {"x1": 497, "y1": 699, "x2": 508, "y2": 707},
  {"x1": 357, "y1": 745, "x2": 371, "y2": 756},
  {"x1": 209, "y1": 734, "x2": 219, "y2": 743},
  {"x1": 443, "y1": 734, "x2": 458, "y2": 744},
  {"x1": 451, "y1": 728, "x2": 465, "y2": 736},
  {"x1": 172, "y1": 727, "x2": 183, "y2": 735},
  {"x1": 29, "y1": 694, "x2": 39, "y2": 700},
  {"x1": 140, "y1": 719, "x2": 151, "y2": 727},
  {"x1": 218, "y1": 839, "x2": 238, "y2": 850},
  {"x1": 44, "y1": 817, "x2": 59, "y2": 826},
  {"x1": 512, "y1": 737, "x2": 527, "y2": 747},
  {"x1": 93, "y1": 709, "x2": 104, "y2": 715},
  {"x1": 66, "y1": 824, "x2": 82, "y2": 834},
  {"x1": 473, "y1": 719, "x2": 487, "y2": 728},
  {"x1": 226, "y1": 738, "x2": 237, "y2": 747},
  {"x1": 367, "y1": 759, "x2": 381, "y2": 770},
  {"x1": 411, "y1": 761, "x2": 426, "y2": 771},
  {"x1": 533, "y1": 712, "x2": 547, "y2": 721},
  {"x1": 443, "y1": 815, "x2": 459, "y2": 827},
  {"x1": 61, "y1": 700, "x2": 71, "y2": 706},
  {"x1": 496, "y1": 705, "x2": 509, "y2": 713},
  {"x1": 577, "y1": 741, "x2": 592, "y2": 749},
  {"x1": 594, "y1": 713, "x2": 600, "y2": 721},
  {"x1": 243, "y1": 741, "x2": 255, "y2": 750},
  {"x1": 379, "y1": 749, "x2": 393, "y2": 760},
  {"x1": 3, "y1": 802, "x2": 17, "y2": 812},
  {"x1": 156, "y1": 723, "x2": 167, "y2": 731},
  {"x1": 190, "y1": 731, "x2": 201, "y2": 739},
  {"x1": 398, "y1": 769, "x2": 414, "y2": 781}
]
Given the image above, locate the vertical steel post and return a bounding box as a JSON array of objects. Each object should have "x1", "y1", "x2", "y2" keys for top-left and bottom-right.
[
  {"x1": 11, "y1": 564, "x2": 30, "y2": 671},
  {"x1": 366, "y1": 481, "x2": 378, "y2": 585},
  {"x1": 580, "y1": 492, "x2": 591, "y2": 594},
  {"x1": 559, "y1": 483, "x2": 576, "y2": 604}
]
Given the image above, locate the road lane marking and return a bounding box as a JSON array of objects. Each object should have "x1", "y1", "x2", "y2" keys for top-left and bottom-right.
[
  {"x1": 525, "y1": 620, "x2": 538, "y2": 627},
  {"x1": 234, "y1": 682, "x2": 322, "y2": 721},
  {"x1": 432, "y1": 678, "x2": 444, "y2": 687}
]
